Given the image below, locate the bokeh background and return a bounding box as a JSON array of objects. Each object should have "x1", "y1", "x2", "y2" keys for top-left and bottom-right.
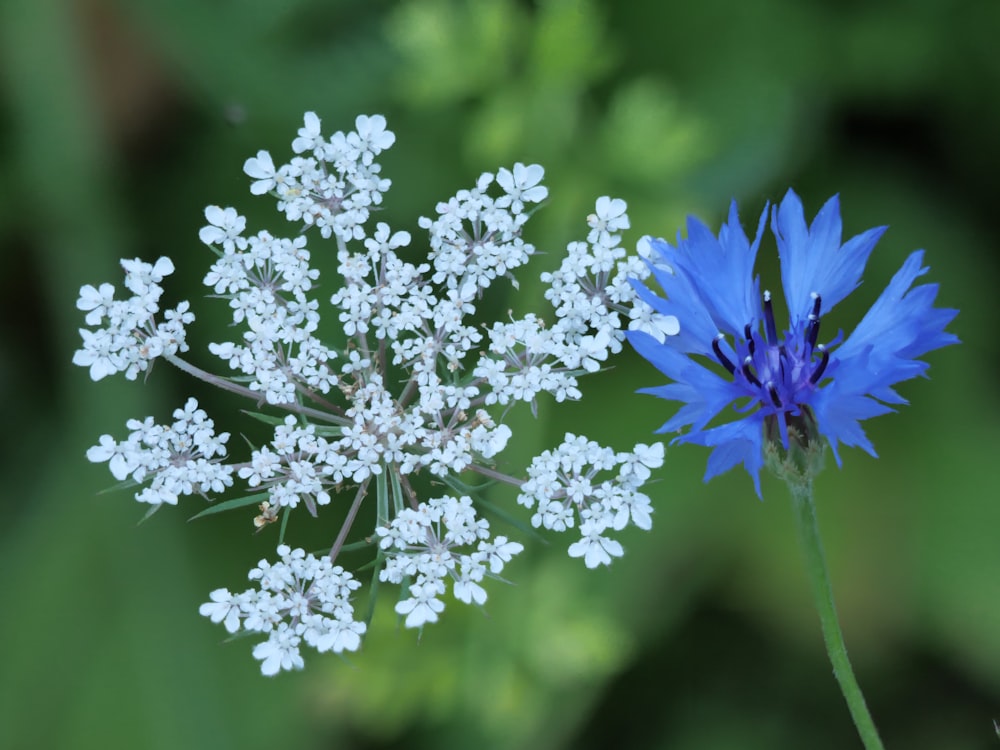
[{"x1": 1, "y1": 0, "x2": 997, "y2": 748}]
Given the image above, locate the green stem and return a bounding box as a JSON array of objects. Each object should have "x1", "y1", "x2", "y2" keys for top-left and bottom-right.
[{"x1": 790, "y1": 481, "x2": 885, "y2": 750}]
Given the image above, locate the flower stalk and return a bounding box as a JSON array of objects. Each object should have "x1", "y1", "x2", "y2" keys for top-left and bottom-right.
[
  {"x1": 625, "y1": 190, "x2": 957, "y2": 745},
  {"x1": 789, "y1": 479, "x2": 885, "y2": 750}
]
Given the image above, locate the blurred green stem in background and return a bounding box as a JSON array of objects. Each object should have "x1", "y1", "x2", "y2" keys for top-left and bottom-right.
[{"x1": 791, "y1": 480, "x2": 886, "y2": 750}]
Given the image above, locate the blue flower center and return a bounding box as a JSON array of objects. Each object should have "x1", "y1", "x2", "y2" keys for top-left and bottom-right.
[{"x1": 711, "y1": 291, "x2": 830, "y2": 413}]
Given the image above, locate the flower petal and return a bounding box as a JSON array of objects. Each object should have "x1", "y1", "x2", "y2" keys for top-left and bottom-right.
[{"x1": 773, "y1": 189, "x2": 886, "y2": 323}]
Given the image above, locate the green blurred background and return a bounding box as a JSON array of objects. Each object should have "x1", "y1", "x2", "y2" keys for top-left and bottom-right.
[{"x1": 1, "y1": 0, "x2": 997, "y2": 748}]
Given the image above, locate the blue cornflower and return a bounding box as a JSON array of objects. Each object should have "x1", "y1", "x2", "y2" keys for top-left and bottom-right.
[{"x1": 627, "y1": 189, "x2": 959, "y2": 496}]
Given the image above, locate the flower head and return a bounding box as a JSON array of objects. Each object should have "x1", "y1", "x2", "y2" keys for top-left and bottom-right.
[
  {"x1": 77, "y1": 113, "x2": 670, "y2": 672},
  {"x1": 627, "y1": 189, "x2": 958, "y2": 496},
  {"x1": 199, "y1": 544, "x2": 366, "y2": 676}
]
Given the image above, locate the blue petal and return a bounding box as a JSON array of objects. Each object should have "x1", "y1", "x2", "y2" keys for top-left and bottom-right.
[
  {"x1": 773, "y1": 189, "x2": 886, "y2": 323},
  {"x1": 680, "y1": 415, "x2": 765, "y2": 498},
  {"x1": 628, "y1": 330, "x2": 740, "y2": 432},
  {"x1": 641, "y1": 203, "x2": 766, "y2": 345},
  {"x1": 812, "y1": 380, "x2": 892, "y2": 463},
  {"x1": 674, "y1": 204, "x2": 766, "y2": 337},
  {"x1": 836, "y1": 250, "x2": 960, "y2": 383},
  {"x1": 630, "y1": 265, "x2": 719, "y2": 358},
  {"x1": 627, "y1": 329, "x2": 695, "y2": 381},
  {"x1": 811, "y1": 247, "x2": 958, "y2": 463}
]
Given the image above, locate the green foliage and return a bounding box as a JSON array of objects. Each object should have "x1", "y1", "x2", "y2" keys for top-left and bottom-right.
[
  {"x1": 187, "y1": 492, "x2": 270, "y2": 521},
  {"x1": 1, "y1": 0, "x2": 997, "y2": 748}
]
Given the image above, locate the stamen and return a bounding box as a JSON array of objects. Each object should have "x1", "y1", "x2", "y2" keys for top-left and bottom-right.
[
  {"x1": 712, "y1": 334, "x2": 736, "y2": 375},
  {"x1": 742, "y1": 357, "x2": 761, "y2": 387},
  {"x1": 809, "y1": 345, "x2": 829, "y2": 384},
  {"x1": 806, "y1": 292, "x2": 822, "y2": 351},
  {"x1": 763, "y1": 290, "x2": 778, "y2": 345},
  {"x1": 744, "y1": 324, "x2": 755, "y2": 357},
  {"x1": 767, "y1": 383, "x2": 782, "y2": 408}
]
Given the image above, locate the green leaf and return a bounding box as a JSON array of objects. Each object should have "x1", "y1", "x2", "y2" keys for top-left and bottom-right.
[
  {"x1": 390, "y1": 469, "x2": 405, "y2": 516},
  {"x1": 473, "y1": 496, "x2": 548, "y2": 544},
  {"x1": 136, "y1": 503, "x2": 163, "y2": 526},
  {"x1": 376, "y1": 470, "x2": 389, "y2": 527},
  {"x1": 337, "y1": 538, "x2": 377, "y2": 554},
  {"x1": 438, "y1": 473, "x2": 495, "y2": 495},
  {"x1": 278, "y1": 505, "x2": 291, "y2": 545},
  {"x1": 239, "y1": 410, "x2": 287, "y2": 426},
  {"x1": 187, "y1": 492, "x2": 269, "y2": 521},
  {"x1": 312, "y1": 425, "x2": 344, "y2": 438},
  {"x1": 363, "y1": 549, "x2": 386, "y2": 627}
]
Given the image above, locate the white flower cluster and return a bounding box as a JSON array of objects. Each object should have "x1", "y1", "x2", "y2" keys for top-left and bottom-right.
[
  {"x1": 199, "y1": 545, "x2": 366, "y2": 676},
  {"x1": 420, "y1": 162, "x2": 543, "y2": 300},
  {"x1": 474, "y1": 197, "x2": 681, "y2": 413},
  {"x1": 73, "y1": 257, "x2": 194, "y2": 381},
  {"x1": 518, "y1": 435, "x2": 664, "y2": 568},
  {"x1": 238, "y1": 416, "x2": 339, "y2": 515},
  {"x1": 375, "y1": 496, "x2": 524, "y2": 628},
  {"x1": 200, "y1": 211, "x2": 338, "y2": 406},
  {"x1": 543, "y1": 198, "x2": 682, "y2": 347},
  {"x1": 75, "y1": 112, "x2": 676, "y2": 673},
  {"x1": 243, "y1": 112, "x2": 393, "y2": 242},
  {"x1": 86, "y1": 397, "x2": 233, "y2": 506}
]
